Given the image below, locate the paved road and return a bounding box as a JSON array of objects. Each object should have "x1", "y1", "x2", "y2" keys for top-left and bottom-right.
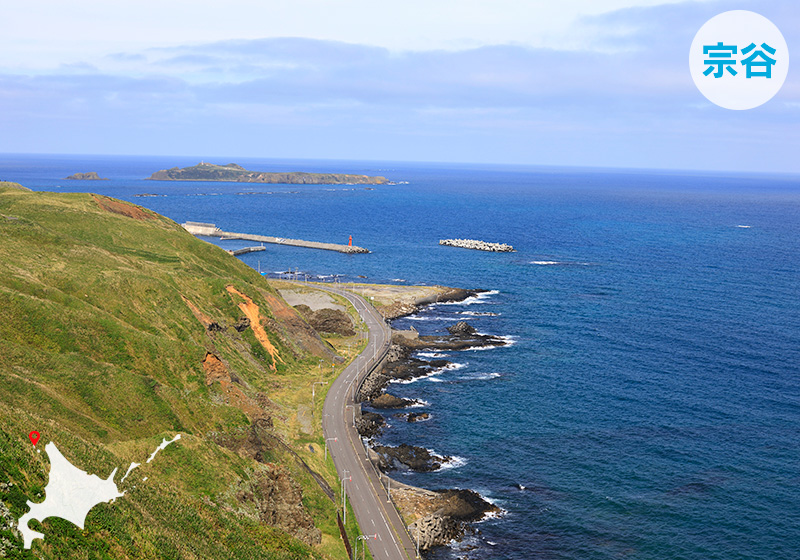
[{"x1": 311, "y1": 283, "x2": 418, "y2": 560}]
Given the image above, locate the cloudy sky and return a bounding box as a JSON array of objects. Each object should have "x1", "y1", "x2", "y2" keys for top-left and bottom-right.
[{"x1": 1, "y1": 0, "x2": 797, "y2": 172}]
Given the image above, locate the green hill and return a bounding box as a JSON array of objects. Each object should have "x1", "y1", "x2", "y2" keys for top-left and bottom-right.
[
  {"x1": 0, "y1": 181, "x2": 30, "y2": 191},
  {"x1": 147, "y1": 162, "x2": 388, "y2": 185},
  {"x1": 0, "y1": 186, "x2": 366, "y2": 559}
]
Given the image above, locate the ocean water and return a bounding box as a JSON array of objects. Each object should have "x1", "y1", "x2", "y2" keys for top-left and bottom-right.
[{"x1": 3, "y1": 154, "x2": 800, "y2": 559}]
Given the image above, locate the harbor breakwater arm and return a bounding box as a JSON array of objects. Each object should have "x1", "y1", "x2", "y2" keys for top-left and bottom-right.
[{"x1": 182, "y1": 222, "x2": 369, "y2": 254}]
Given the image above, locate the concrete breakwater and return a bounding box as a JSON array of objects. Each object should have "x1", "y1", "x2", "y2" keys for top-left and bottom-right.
[
  {"x1": 181, "y1": 222, "x2": 369, "y2": 254},
  {"x1": 439, "y1": 238, "x2": 514, "y2": 252},
  {"x1": 229, "y1": 246, "x2": 266, "y2": 256}
]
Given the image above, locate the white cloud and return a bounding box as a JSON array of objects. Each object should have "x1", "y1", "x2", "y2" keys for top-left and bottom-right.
[
  {"x1": 0, "y1": 0, "x2": 797, "y2": 172},
  {"x1": 1, "y1": 0, "x2": 707, "y2": 70}
]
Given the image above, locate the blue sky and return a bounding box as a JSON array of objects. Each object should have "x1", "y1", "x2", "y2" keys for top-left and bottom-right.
[{"x1": 1, "y1": 0, "x2": 797, "y2": 172}]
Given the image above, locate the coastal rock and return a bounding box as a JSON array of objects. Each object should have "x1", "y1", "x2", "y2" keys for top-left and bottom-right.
[
  {"x1": 356, "y1": 370, "x2": 391, "y2": 402},
  {"x1": 395, "y1": 328, "x2": 507, "y2": 352},
  {"x1": 357, "y1": 327, "x2": 505, "y2": 403},
  {"x1": 373, "y1": 444, "x2": 449, "y2": 472},
  {"x1": 447, "y1": 321, "x2": 477, "y2": 336},
  {"x1": 407, "y1": 412, "x2": 430, "y2": 422},
  {"x1": 409, "y1": 514, "x2": 460, "y2": 551},
  {"x1": 403, "y1": 489, "x2": 499, "y2": 551},
  {"x1": 372, "y1": 286, "x2": 478, "y2": 320},
  {"x1": 385, "y1": 343, "x2": 407, "y2": 363},
  {"x1": 436, "y1": 489, "x2": 500, "y2": 522},
  {"x1": 65, "y1": 172, "x2": 108, "y2": 180},
  {"x1": 371, "y1": 393, "x2": 413, "y2": 409},
  {"x1": 356, "y1": 411, "x2": 385, "y2": 438},
  {"x1": 383, "y1": 355, "x2": 450, "y2": 383}
]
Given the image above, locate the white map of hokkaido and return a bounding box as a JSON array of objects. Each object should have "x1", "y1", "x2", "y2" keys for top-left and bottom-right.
[{"x1": 17, "y1": 435, "x2": 181, "y2": 549}]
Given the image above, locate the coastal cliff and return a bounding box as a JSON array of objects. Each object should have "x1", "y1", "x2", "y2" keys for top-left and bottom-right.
[{"x1": 147, "y1": 161, "x2": 389, "y2": 185}]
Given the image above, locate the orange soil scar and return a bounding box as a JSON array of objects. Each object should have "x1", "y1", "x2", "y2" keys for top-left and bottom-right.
[
  {"x1": 226, "y1": 286, "x2": 283, "y2": 369},
  {"x1": 93, "y1": 195, "x2": 154, "y2": 220},
  {"x1": 203, "y1": 352, "x2": 269, "y2": 421},
  {"x1": 182, "y1": 295, "x2": 213, "y2": 328},
  {"x1": 203, "y1": 352, "x2": 231, "y2": 385}
]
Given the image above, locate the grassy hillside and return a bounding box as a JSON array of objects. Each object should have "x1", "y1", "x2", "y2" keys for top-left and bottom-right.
[{"x1": 0, "y1": 187, "x2": 366, "y2": 559}]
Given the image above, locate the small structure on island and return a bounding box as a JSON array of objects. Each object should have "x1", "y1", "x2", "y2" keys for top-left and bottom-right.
[{"x1": 439, "y1": 238, "x2": 514, "y2": 252}]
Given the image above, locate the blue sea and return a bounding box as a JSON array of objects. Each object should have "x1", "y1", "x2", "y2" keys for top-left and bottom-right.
[{"x1": 3, "y1": 154, "x2": 799, "y2": 560}]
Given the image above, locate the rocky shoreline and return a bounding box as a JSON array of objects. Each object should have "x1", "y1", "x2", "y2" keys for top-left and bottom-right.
[
  {"x1": 348, "y1": 284, "x2": 479, "y2": 320},
  {"x1": 357, "y1": 320, "x2": 508, "y2": 404},
  {"x1": 354, "y1": 304, "x2": 508, "y2": 553}
]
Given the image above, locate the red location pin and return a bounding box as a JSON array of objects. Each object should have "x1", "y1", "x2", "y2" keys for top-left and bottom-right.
[{"x1": 28, "y1": 431, "x2": 41, "y2": 446}]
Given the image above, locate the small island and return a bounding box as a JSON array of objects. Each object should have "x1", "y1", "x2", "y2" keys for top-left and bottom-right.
[
  {"x1": 146, "y1": 162, "x2": 388, "y2": 185},
  {"x1": 65, "y1": 172, "x2": 108, "y2": 180}
]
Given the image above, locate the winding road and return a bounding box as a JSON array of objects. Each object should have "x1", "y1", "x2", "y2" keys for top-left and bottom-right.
[{"x1": 313, "y1": 284, "x2": 418, "y2": 560}]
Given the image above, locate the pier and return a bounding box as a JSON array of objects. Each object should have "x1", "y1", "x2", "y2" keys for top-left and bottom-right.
[
  {"x1": 439, "y1": 238, "x2": 514, "y2": 252},
  {"x1": 229, "y1": 246, "x2": 266, "y2": 256},
  {"x1": 182, "y1": 222, "x2": 370, "y2": 254}
]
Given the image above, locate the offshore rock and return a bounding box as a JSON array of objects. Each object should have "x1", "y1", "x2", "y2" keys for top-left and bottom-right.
[
  {"x1": 371, "y1": 393, "x2": 413, "y2": 409},
  {"x1": 447, "y1": 321, "x2": 477, "y2": 336}
]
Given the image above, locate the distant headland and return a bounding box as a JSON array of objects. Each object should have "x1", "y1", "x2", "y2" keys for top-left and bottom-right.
[
  {"x1": 65, "y1": 172, "x2": 108, "y2": 180},
  {"x1": 146, "y1": 162, "x2": 389, "y2": 185}
]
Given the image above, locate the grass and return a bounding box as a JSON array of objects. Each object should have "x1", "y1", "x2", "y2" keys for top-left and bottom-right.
[{"x1": 0, "y1": 186, "x2": 374, "y2": 559}]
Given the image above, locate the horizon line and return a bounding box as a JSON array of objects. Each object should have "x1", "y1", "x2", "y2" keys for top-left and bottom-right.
[{"x1": 2, "y1": 151, "x2": 799, "y2": 180}]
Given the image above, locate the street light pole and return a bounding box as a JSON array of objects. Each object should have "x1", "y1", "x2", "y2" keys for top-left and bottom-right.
[
  {"x1": 355, "y1": 535, "x2": 368, "y2": 560},
  {"x1": 325, "y1": 437, "x2": 337, "y2": 460},
  {"x1": 312, "y1": 381, "x2": 328, "y2": 418},
  {"x1": 341, "y1": 471, "x2": 351, "y2": 524}
]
